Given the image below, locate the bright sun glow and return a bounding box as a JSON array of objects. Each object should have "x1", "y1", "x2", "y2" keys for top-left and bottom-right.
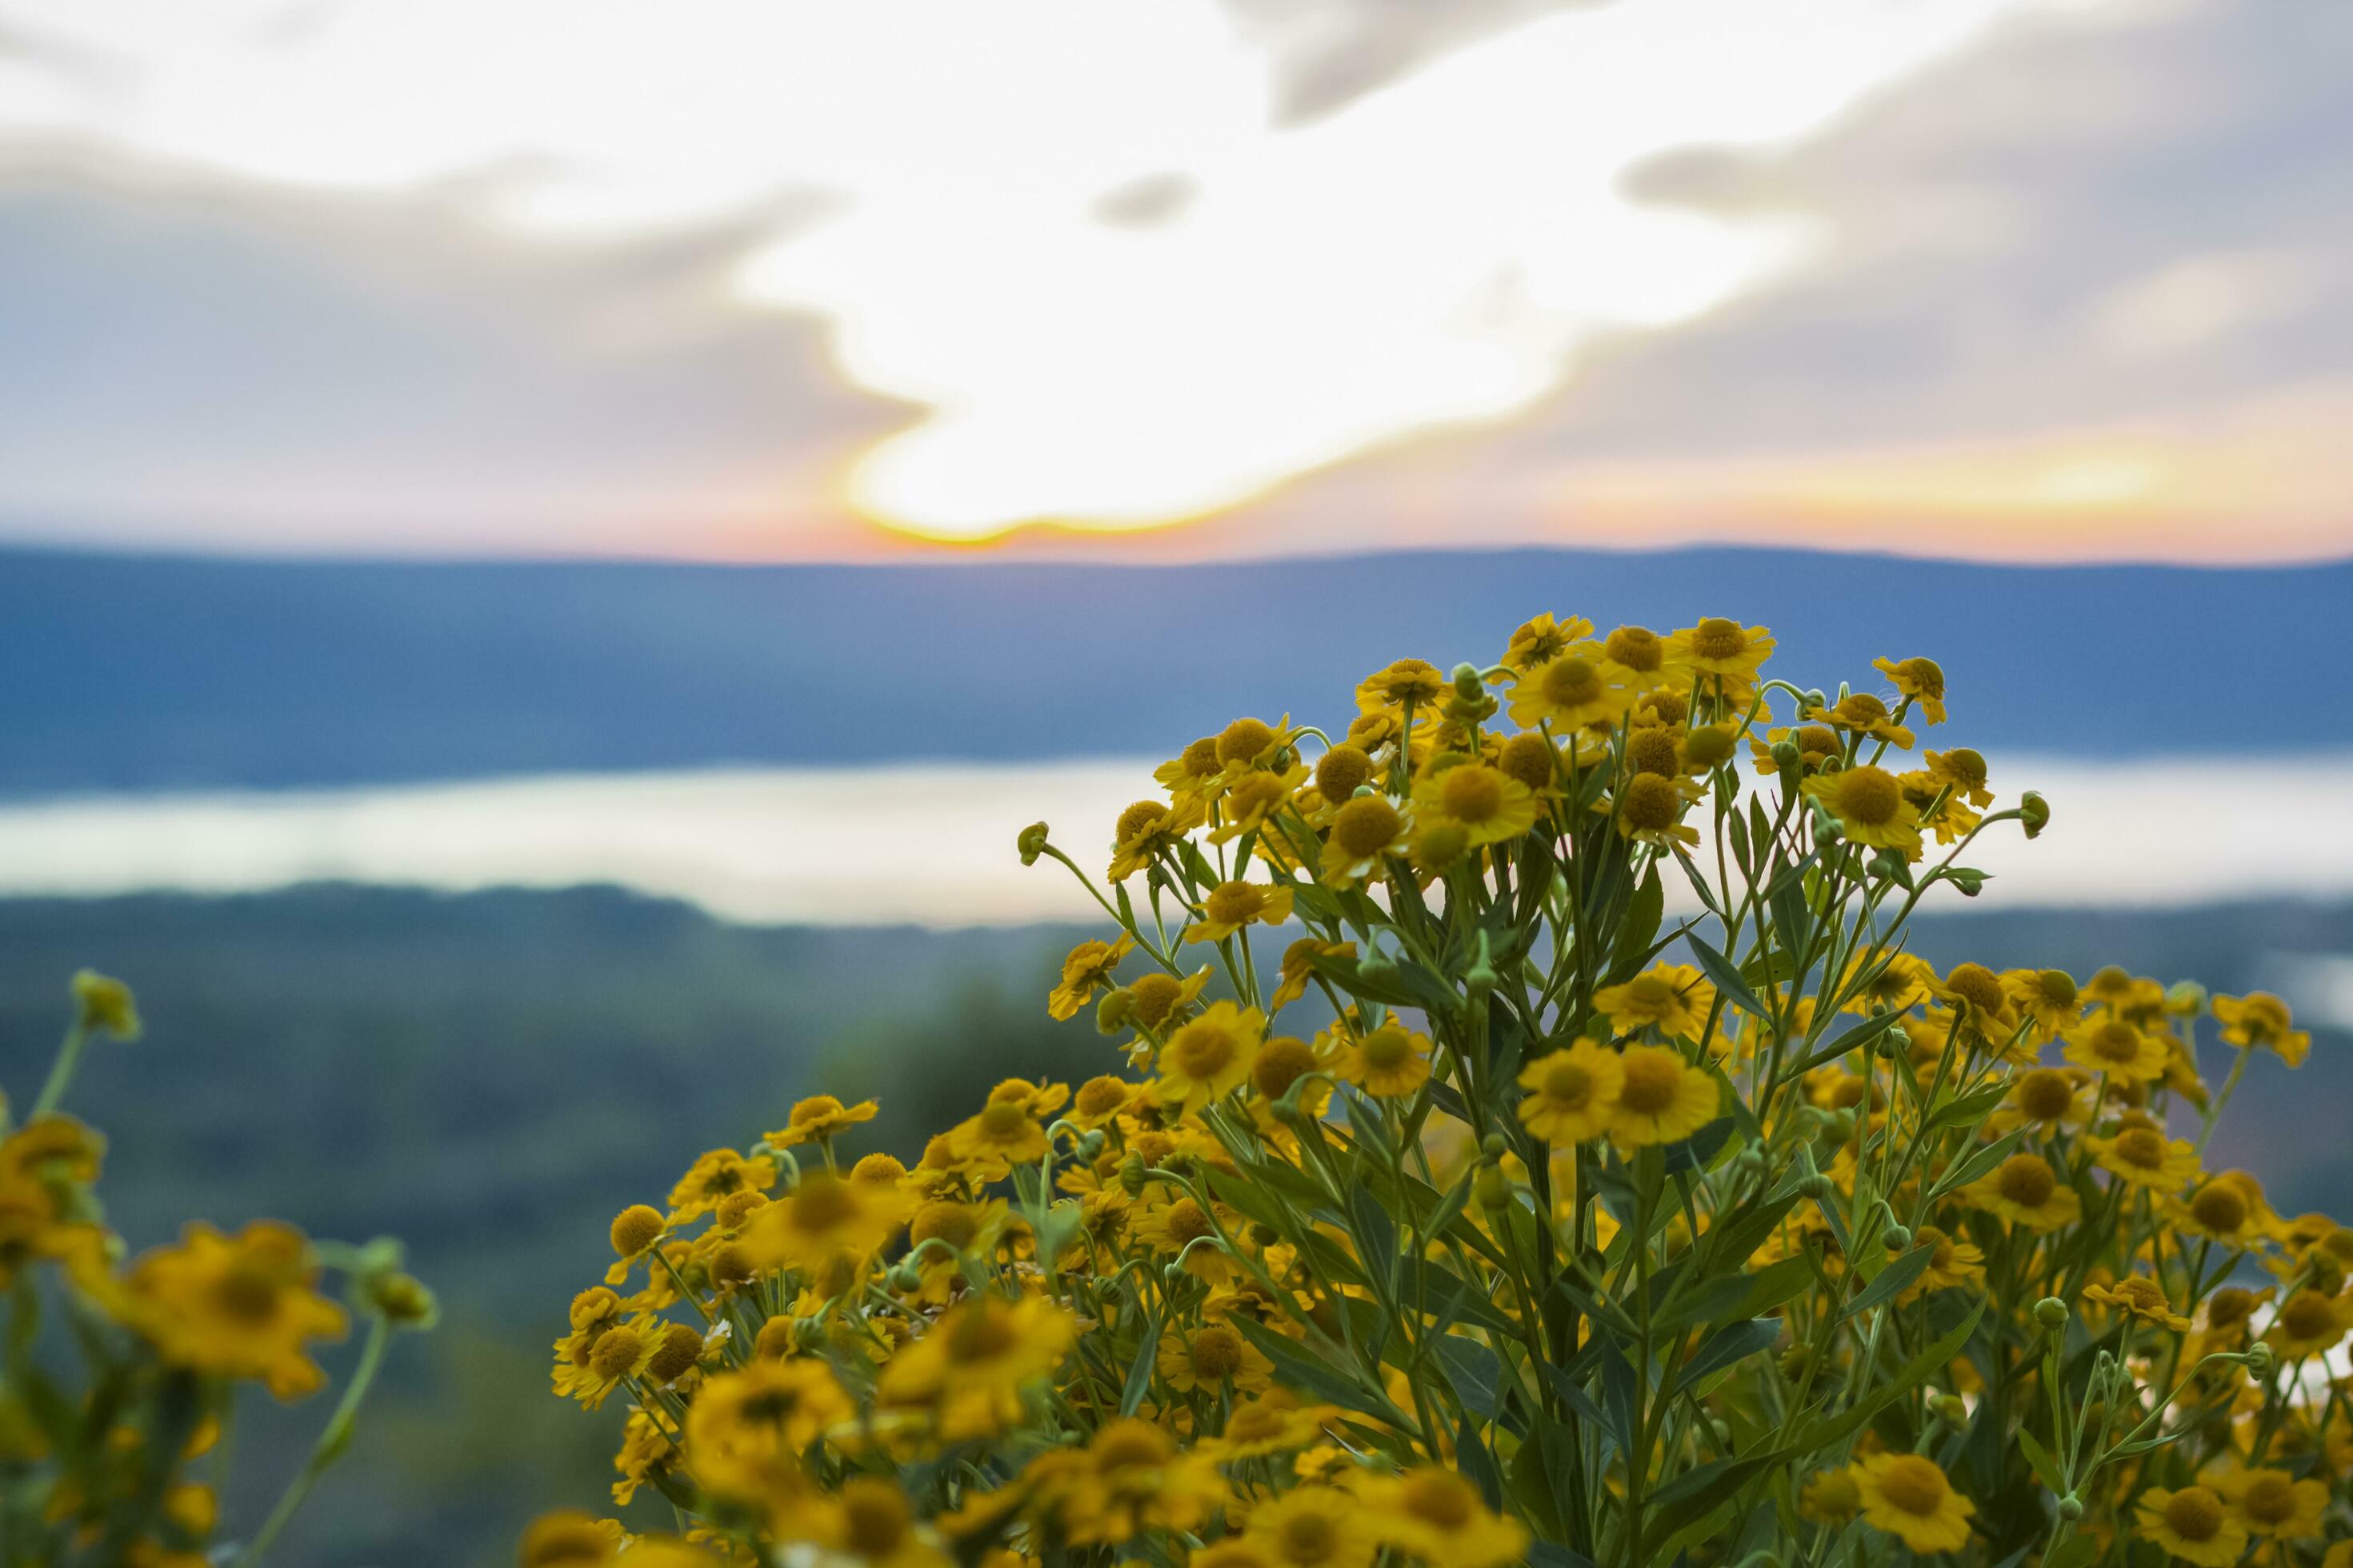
[{"x1": 0, "y1": 0, "x2": 2065, "y2": 540}]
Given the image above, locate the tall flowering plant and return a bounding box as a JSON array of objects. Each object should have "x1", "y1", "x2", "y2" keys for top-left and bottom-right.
[
  {"x1": 0, "y1": 973, "x2": 435, "y2": 1565},
  {"x1": 532, "y1": 613, "x2": 2341, "y2": 1568}
]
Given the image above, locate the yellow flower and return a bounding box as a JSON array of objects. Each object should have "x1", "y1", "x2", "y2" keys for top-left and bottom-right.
[
  {"x1": 2063, "y1": 1016, "x2": 2169, "y2": 1082},
  {"x1": 518, "y1": 1512, "x2": 628, "y2": 1567},
  {"x1": 1320, "y1": 796, "x2": 1409, "y2": 886},
  {"x1": 1592, "y1": 963, "x2": 1716, "y2": 1042},
  {"x1": 2135, "y1": 1486, "x2": 2246, "y2": 1566},
  {"x1": 2087, "y1": 1125, "x2": 2202, "y2": 1193},
  {"x1": 1130, "y1": 1194, "x2": 1237, "y2": 1282},
  {"x1": 1246, "y1": 1485, "x2": 1381, "y2": 1568},
  {"x1": 1206, "y1": 1390, "x2": 1340, "y2": 1459},
  {"x1": 1606, "y1": 1046, "x2": 1721, "y2": 1149},
  {"x1": 1961, "y1": 1154, "x2": 2081, "y2": 1232},
  {"x1": 1600, "y1": 624, "x2": 1671, "y2": 688},
  {"x1": 950, "y1": 1098, "x2": 1051, "y2": 1166},
  {"x1": 1355, "y1": 658, "x2": 1449, "y2": 715},
  {"x1": 1186, "y1": 880, "x2": 1296, "y2": 945},
  {"x1": 742, "y1": 1171, "x2": 912, "y2": 1272},
  {"x1": 766, "y1": 1094, "x2": 878, "y2": 1148},
  {"x1": 1158, "y1": 1002, "x2": 1267, "y2": 1114},
  {"x1": 2174, "y1": 1171, "x2": 2274, "y2": 1248},
  {"x1": 1614, "y1": 772, "x2": 1703, "y2": 850},
  {"x1": 1155, "y1": 736, "x2": 1225, "y2": 806},
  {"x1": 1803, "y1": 764, "x2": 1923, "y2": 858},
  {"x1": 1052, "y1": 1418, "x2": 1229, "y2": 1546},
  {"x1": 1271, "y1": 938, "x2": 1353, "y2": 1012},
  {"x1": 2083, "y1": 1274, "x2": 2191, "y2": 1332},
  {"x1": 1050, "y1": 934, "x2": 1134, "y2": 1021},
  {"x1": 603, "y1": 1204, "x2": 668, "y2": 1285},
  {"x1": 1924, "y1": 746, "x2": 1993, "y2": 806},
  {"x1": 2001, "y1": 968, "x2": 2081, "y2": 1040},
  {"x1": 1899, "y1": 1225, "x2": 1985, "y2": 1301},
  {"x1": 1517, "y1": 1039, "x2": 1623, "y2": 1144},
  {"x1": 1370, "y1": 1467, "x2": 1529, "y2": 1568},
  {"x1": 610, "y1": 1408, "x2": 674, "y2": 1506},
  {"x1": 664, "y1": 1148, "x2": 777, "y2": 1223},
  {"x1": 1502, "y1": 612, "x2": 1595, "y2": 673},
  {"x1": 1213, "y1": 715, "x2": 1298, "y2": 777},
  {"x1": 1109, "y1": 798, "x2": 1205, "y2": 882},
  {"x1": 115, "y1": 1221, "x2": 347, "y2": 1400},
  {"x1": 1850, "y1": 1452, "x2": 1974, "y2": 1554},
  {"x1": 1873, "y1": 655, "x2": 1948, "y2": 724},
  {"x1": 878, "y1": 1294, "x2": 1075, "y2": 1442},
  {"x1": 1799, "y1": 1468, "x2": 1863, "y2": 1524},
  {"x1": 686, "y1": 1358, "x2": 853, "y2": 1500},
  {"x1": 70, "y1": 969, "x2": 142, "y2": 1040},
  {"x1": 1507, "y1": 647, "x2": 1642, "y2": 732},
  {"x1": 1663, "y1": 618, "x2": 1775, "y2": 691},
  {"x1": 1986, "y1": 1067, "x2": 2089, "y2": 1135},
  {"x1": 1158, "y1": 1322, "x2": 1274, "y2": 1394},
  {"x1": 1808, "y1": 691, "x2": 1915, "y2": 750},
  {"x1": 1211, "y1": 763, "x2": 1309, "y2": 845},
  {"x1": 1410, "y1": 760, "x2": 1539, "y2": 847},
  {"x1": 2266, "y1": 1289, "x2": 2351, "y2": 1359},
  {"x1": 1331, "y1": 1022, "x2": 1432, "y2": 1099},
  {"x1": 2216, "y1": 1467, "x2": 2328, "y2": 1538},
  {"x1": 2213, "y1": 992, "x2": 2310, "y2": 1067},
  {"x1": 804, "y1": 1476, "x2": 952, "y2": 1568}
]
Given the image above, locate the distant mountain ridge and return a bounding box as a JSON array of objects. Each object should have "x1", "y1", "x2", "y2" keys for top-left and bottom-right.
[{"x1": 2, "y1": 544, "x2": 2342, "y2": 794}]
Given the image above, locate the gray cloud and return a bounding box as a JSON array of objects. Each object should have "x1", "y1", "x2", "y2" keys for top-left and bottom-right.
[{"x1": 1222, "y1": 0, "x2": 1595, "y2": 124}]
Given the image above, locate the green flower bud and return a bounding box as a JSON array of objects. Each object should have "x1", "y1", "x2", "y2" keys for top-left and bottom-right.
[
  {"x1": 1474, "y1": 1166, "x2": 1510, "y2": 1211},
  {"x1": 2057, "y1": 1494, "x2": 2084, "y2": 1522},
  {"x1": 1935, "y1": 1394, "x2": 1967, "y2": 1425},
  {"x1": 2034, "y1": 1297, "x2": 2069, "y2": 1330},
  {"x1": 1452, "y1": 662, "x2": 1485, "y2": 702},
  {"x1": 364, "y1": 1270, "x2": 440, "y2": 1330},
  {"x1": 70, "y1": 970, "x2": 141, "y2": 1041},
  {"x1": 2243, "y1": 1341, "x2": 2275, "y2": 1376},
  {"x1": 1882, "y1": 1225, "x2": 1911, "y2": 1254},
  {"x1": 1017, "y1": 821, "x2": 1052, "y2": 866},
  {"x1": 1075, "y1": 1130, "x2": 1106, "y2": 1162},
  {"x1": 2019, "y1": 790, "x2": 2050, "y2": 839},
  {"x1": 1118, "y1": 1154, "x2": 1148, "y2": 1197},
  {"x1": 1094, "y1": 988, "x2": 1137, "y2": 1036},
  {"x1": 1770, "y1": 738, "x2": 1803, "y2": 771},
  {"x1": 1799, "y1": 1173, "x2": 1838, "y2": 1202},
  {"x1": 1479, "y1": 1132, "x2": 1508, "y2": 1159}
]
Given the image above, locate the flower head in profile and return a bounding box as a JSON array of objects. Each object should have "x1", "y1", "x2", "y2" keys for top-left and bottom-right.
[
  {"x1": 116, "y1": 1221, "x2": 348, "y2": 1400},
  {"x1": 1186, "y1": 880, "x2": 1296, "y2": 946},
  {"x1": 1873, "y1": 655, "x2": 1948, "y2": 724},
  {"x1": 766, "y1": 1094, "x2": 878, "y2": 1149},
  {"x1": 1962, "y1": 1154, "x2": 2081, "y2": 1232},
  {"x1": 2213, "y1": 992, "x2": 2310, "y2": 1067},
  {"x1": 1664, "y1": 618, "x2": 1775, "y2": 694},
  {"x1": 1369, "y1": 1467, "x2": 1529, "y2": 1568},
  {"x1": 1050, "y1": 934, "x2": 1134, "y2": 1021},
  {"x1": 2083, "y1": 1274, "x2": 2191, "y2": 1332},
  {"x1": 1157, "y1": 1002, "x2": 1267, "y2": 1114}
]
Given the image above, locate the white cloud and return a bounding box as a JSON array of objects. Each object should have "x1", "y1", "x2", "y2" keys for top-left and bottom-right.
[{"x1": 0, "y1": 0, "x2": 2072, "y2": 538}]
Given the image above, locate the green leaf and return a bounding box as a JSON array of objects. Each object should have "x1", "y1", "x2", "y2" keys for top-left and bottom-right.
[
  {"x1": 1431, "y1": 1334, "x2": 1502, "y2": 1422},
  {"x1": 1231, "y1": 1316, "x2": 1392, "y2": 1422},
  {"x1": 1685, "y1": 931, "x2": 1770, "y2": 1021},
  {"x1": 2043, "y1": 1534, "x2": 2099, "y2": 1568},
  {"x1": 1841, "y1": 1245, "x2": 1935, "y2": 1321},
  {"x1": 2015, "y1": 1426, "x2": 2065, "y2": 1495},
  {"x1": 1119, "y1": 1311, "x2": 1161, "y2": 1415},
  {"x1": 1681, "y1": 1318, "x2": 1783, "y2": 1386},
  {"x1": 1607, "y1": 864, "x2": 1667, "y2": 983},
  {"x1": 1648, "y1": 1448, "x2": 1791, "y2": 1513}
]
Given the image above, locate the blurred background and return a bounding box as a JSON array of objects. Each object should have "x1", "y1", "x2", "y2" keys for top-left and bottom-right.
[{"x1": 1, "y1": 0, "x2": 2349, "y2": 1561}]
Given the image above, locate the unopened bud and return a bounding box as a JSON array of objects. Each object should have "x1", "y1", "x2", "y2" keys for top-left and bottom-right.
[
  {"x1": 1935, "y1": 1394, "x2": 1967, "y2": 1425},
  {"x1": 2166, "y1": 980, "x2": 2207, "y2": 1014},
  {"x1": 364, "y1": 1270, "x2": 439, "y2": 1329},
  {"x1": 70, "y1": 970, "x2": 141, "y2": 1041},
  {"x1": 1075, "y1": 1130, "x2": 1106, "y2": 1162},
  {"x1": 2243, "y1": 1341, "x2": 2275, "y2": 1376},
  {"x1": 2019, "y1": 791, "x2": 2050, "y2": 840},
  {"x1": 1118, "y1": 1154, "x2": 1148, "y2": 1197},
  {"x1": 2034, "y1": 1297, "x2": 2069, "y2": 1330},
  {"x1": 1017, "y1": 822, "x2": 1052, "y2": 866},
  {"x1": 1474, "y1": 1166, "x2": 1510, "y2": 1211},
  {"x1": 1799, "y1": 1173, "x2": 1838, "y2": 1202},
  {"x1": 1479, "y1": 1132, "x2": 1508, "y2": 1159},
  {"x1": 1249, "y1": 1223, "x2": 1279, "y2": 1249},
  {"x1": 1452, "y1": 663, "x2": 1485, "y2": 702},
  {"x1": 1095, "y1": 989, "x2": 1137, "y2": 1035},
  {"x1": 1771, "y1": 738, "x2": 1803, "y2": 771},
  {"x1": 2057, "y1": 1494, "x2": 2084, "y2": 1522},
  {"x1": 1882, "y1": 1225, "x2": 1911, "y2": 1254}
]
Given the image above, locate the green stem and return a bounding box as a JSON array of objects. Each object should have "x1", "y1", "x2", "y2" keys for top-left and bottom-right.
[
  {"x1": 28, "y1": 1020, "x2": 90, "y2": 1121},
  {"x1": 234, "y1": 1314, "x2": 393, "y2": 1566}
]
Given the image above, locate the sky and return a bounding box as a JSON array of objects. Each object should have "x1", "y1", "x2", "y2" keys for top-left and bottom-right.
[{"x1": 1, "y1": 0, "x2": 2347, "y2": 563}]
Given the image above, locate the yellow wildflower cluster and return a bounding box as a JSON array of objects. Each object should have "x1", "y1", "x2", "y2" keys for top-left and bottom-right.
[
  {"x1": 531, "y1": 614, "x2": 2343, "y2": 1568},
  {"x1": 1, "y1": 971, "x2": 435, "y2": 1563}
]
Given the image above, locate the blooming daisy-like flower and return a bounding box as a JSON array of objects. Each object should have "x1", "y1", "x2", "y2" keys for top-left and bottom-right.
[
  {"x1": 1409, "y1": 760, "x2": 1539, "y2": 848},
  {"x1": 111, "y1": 1221, "x2": 351, "y2": 1400},
  {"x1": 1130, "y1": 1195, "x2": 1240, "y2": 1283},
  {"x1": 1986, "y1": 1068, "x2": 2091, "y2": 1136},
  {"x1": 1962, "y1": 1153, "x2": 2082, "y2": 1232},
  {"x1": 1925, "y1": 962, "x2": 2021, "y2": 1044},
  {"x1": 1246, "y1": 1485, "x2": 1382, "y2": 1568},
  {"x1": 1206, "y1": 1390, "x2": 1341, "y2": 1460},
  {"x1": 1320, "y1": 796, "x2": 1410, "y2": 887},
  {"x1": 1050, "y1": 934, "x2": 1134, "y2": 1021},
  {"x1": 1355, "y1": 658, "x2": 1448, "y2": 716},
  {"x1": 1158, "y1": 1322, "x2": 1274, "y2": 1394},
  {"x1": 2002, "y1": 968, "x2": 2082, "y2": 1041},
  {"x1": 1307, "y1": 743, "x2": 1376, "y2": 818},
  {"x1": 2136, "y1": 1486, "x2": 2245, "y2": 1566},
  {"x1": 1809, "y1": 691, "x2": 1915, "y2": 750},
  {"x1": 949, "y1": 1098, "x2": 1050, "y2": 1166},
  {"x1": 1158, "y1": 1002, "x2": 1267, "y2": 1114},
  {"x1": 1211, "y1": 763, "x2": 1309, "y2": 846},
  {"x1": 1214, "y1": 715, "x2": 1298, "y2": 775},
  {"x1": 1332, "y1": 1021, "x2": 1432, "y2": 1099},
  {"x1": 2267, "y1": 1288, "x2": 2351, "y2": 1359},
  {"x1": 1371, "y1": 1468, "x2": 1530, "y2": 1568},
  {"x1": 879, "y1": 1294, "x2": 1075, "y2": 1443},
  {"x1": 765, "y1": 1094, "x2": 878, "y2": 1150},
  {"x1": 666, "y1": 1148, "x2": 778, "y2": 1224},
  {"x1": 1803, "y1": 765, "x2": 1923, "y2": 858},
  {"x1": 742, "y1": 1171, "x2": 912, "y2": 1272},
  {"x1": 1502, "y1": 612, "x2": 1595, "y2": 673},
  {"x1": 1664, "y1": 618, "x2": 1775, "y2": 691},
  {"x1": 1607, "y1": 1046, "x2": 1721, "y2": 1149},
  {"x1": 1799, "y1": 1468, "x2": 1863, "y2": 1524},
  {"x1": 1154, "y1": 735, "x2": 1225, "y2": 806},
  {"x1": 2213, "y1": 992, "x2": 2311, "y2": 1067},
  {"x1": 2217, "y1": 1467, "x2": 2329, "y2": 1539},
  {"x1": 1602, "y1": 624, "x2": 1671, "y2": 688},
  {"x1": 1507, "y1": 648, "x2": 1643, "y2": 732},
  {"x1": 1873, "y1": 655, "x2": 1948, "y2": 724},
  {"x1": 686, "y1": 1358, "x2": 854, "y2": 1502},
  {"x1": 1614, "y1": 771, "x2": 1703, "y2": 849},
  {"x1": 1185, "y1": 880, "x2": 1296, "y2": 946},
  {"x1": 1517, "y1": 1039, "x2": 1623, "y2": 1144},
  {"x1": 2063, "y1": 1017, "x2": 2170, "y2": 1082},
  {"x1": 1108, "y1": 798, "x2": 1206, "y2": 883},
  {"x1": 2083, "y1": 1274, "x2": 2191, "y2": 1332},
  {"x1": 1592, "y1": 963, "x2": 1717, "y2": 1042},
  {"x1": 1051, "y1": 1418, "x2": 1230, "y2": 1546},
  {"x1": 1899, "y1": 1224, "x2": 1986, "y2": 1301},
  {"x1": 1850, "y1": 1452, "x2": 1974, "y2": 1554},
  {"x1": 1924, "y1": 746, "x2": 1993, "y2": 806},
  {"x1": 2173, "y1": 1171, "x2": 2274, "y2": 1248},
  {"x1": 1272, "y1": 938, "x2": 1354, "y2": 1012},
  {"x1": 2093, "y1": 1122, "x2": 2203, "y2": 1192}
]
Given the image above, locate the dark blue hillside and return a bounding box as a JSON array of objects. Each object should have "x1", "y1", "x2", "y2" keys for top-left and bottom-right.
[{"x1": 1, "y1": 545, "x2": 2343, "y2": 793}]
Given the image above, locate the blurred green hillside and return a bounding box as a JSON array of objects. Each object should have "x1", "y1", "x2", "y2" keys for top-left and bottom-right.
[{"x1": 0, "y1": 886, "x2": 2344, "y2": 1564}]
